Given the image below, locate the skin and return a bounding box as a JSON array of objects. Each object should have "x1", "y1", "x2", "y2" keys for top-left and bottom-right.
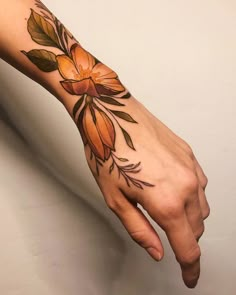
[
  {"x1": 88, "y1": 98, "x2": 210, "y2": 288},
  {"x1": 0, "y1": 0, "x2": 210, "y2": 289}
]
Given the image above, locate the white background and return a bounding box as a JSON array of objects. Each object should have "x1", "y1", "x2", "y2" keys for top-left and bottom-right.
[{"x1": 0, "y1": 0, "x2": 236, "y2": 294}]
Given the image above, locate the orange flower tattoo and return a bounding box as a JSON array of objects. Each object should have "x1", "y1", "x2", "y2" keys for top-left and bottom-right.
[
  {"x1": 79, "y1": 101, "x2": 116, "y2": 161},
  {"x1": 57, "y1": 44, "x2": 125, "y2": 97},
  {"x1": 21, "y1": 0, "x2": 154, "y2": 189}
]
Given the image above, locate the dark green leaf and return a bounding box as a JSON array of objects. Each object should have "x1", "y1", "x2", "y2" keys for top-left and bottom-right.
[
  {"x1": 121, "y1": 92, "x2": 131, "y2": 99},
  {"x1": 89, "y1": 104, "x2": 96, "y2": 123},
  {"x1": 140, "y1": 181, "x2": 155, "y2": 187},
  {"x1": 72, "y1": 96, "x2": 84, "y2": 118},
  {"x1": 121, "y1": 128, "x2": 135, "y2": 150},
  {"x1": 97, "y1": 160, "x2": 103, "y2": 167},
  {"x1": 109, "y1": 162, "x2": 114, "y2": 174},
  {"x1": 22, "y1": 49, "x2": 58, "y2": 72},
  {"x1": 90, "y1": 150, "x2": 93, "y2": 160},
  {"x1": 96, "y1": 162, "x2": 100, "y2": 176},
  {"x1": 130, "y1": 180, "x2": 143, "y2": 189},
  {"x1": 110, "y1": 110, "x2": 137, "y2": 123},
  {"x1": 99, "y1": 96, "x2": 124, "y2": 106},
  {"x1": 64, "y1": 31, "x2": 68, "y2": 44},
  {"x1": 122, "y1": 175, "x2": 130, "y2": 187},
  {"x1": 123, "y1": 162, "x2": 141, "y2": 171},
  {"x1": 123, "y1": 164, "x2": 136, "y2": 169},
  {"x1": 77, "y1": 107, "x2": 87, "y2": 145},
  {"x1": 58, "y1": 22, "x2": 64, "y2": 38},
  {"x1": 118, "y1": 158, "x2": 128, "y2": 162},
  {"x1": 28, "y1": 9, "x2": 60, "y2": 48},
  {"x1": 125, "y1": 169, "x2": 141, "y2": 174}
]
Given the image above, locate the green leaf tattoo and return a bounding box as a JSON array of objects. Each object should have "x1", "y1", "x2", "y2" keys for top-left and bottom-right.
[
  {"x1": 110, "y1": 110, "x2": 137, "y2": 123},
  {"x1": 121, "y1": 128, "x2": 135, "y2": 150},
  {"x1": 98, "y1": 96, "x2": 125, "y2": 106},
  {"x1": 21, "y1": 49, "x2": 58, "y2": 72},
  {"x1": 21, "y1": 1, "x2": 154, "y2": 189},
  {"x1": 28, "y1": 9, "x2": 60, "y2": 48}
]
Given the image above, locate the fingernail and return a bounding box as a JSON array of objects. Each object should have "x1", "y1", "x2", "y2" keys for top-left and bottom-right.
[
  {"x1": 186, "y1": 280, "x2": 198, "y2": 289},
  {"x1": 147, "y1": 247, "x2": 162, "y2": 261}
]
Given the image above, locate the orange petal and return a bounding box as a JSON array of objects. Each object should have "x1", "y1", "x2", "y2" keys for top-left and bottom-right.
[
  {"x1": 92, "y1": 63, "x2": 125, "y2": 94},
  {"x1": 83, "y1": 105, "x2": 105, "y2": 160},
  {"x1": 61, "y1": 78, "x2": 99, "y2": 97},
  {"x1": 71, "y1": 44, "x2": 95, "y2": 72},
  {"x1": 99, "y1": 78, "x2": 125, "y2": 92},
  {"x1": 56, "y1": 55, "x2": 79, "y2": 80},
  {"x1": 95, "y1": 83, "x2": 125, "y2": 96},
  {"x1": 92, "y1": 63, "x2": 117, "y2": 79},
  {"x1": 94, "y1": 107, "x2": 115, "y2": 150}
]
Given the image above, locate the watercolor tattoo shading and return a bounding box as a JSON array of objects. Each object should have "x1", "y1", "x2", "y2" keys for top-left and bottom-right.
[{"x1": 22, "y1": 0, "x2": 154, "y2": 189}]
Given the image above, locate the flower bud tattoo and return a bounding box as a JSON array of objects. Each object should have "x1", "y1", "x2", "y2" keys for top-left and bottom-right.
[{"x1": 22, "y1": 0, "x2": 154, "y2": 189}]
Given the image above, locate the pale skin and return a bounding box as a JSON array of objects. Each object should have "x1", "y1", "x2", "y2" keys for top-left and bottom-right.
[{"x1": 0, "y1": 0, "x2": 210, "y2": 289}]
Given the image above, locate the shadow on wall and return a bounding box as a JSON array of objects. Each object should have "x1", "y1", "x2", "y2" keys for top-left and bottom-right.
[
  {"x1": 0, "y1": 62, "x2": 104, "y2": 215},
  {"x1": 0, "y1": 114, "x2": 126, "y2": 295}
]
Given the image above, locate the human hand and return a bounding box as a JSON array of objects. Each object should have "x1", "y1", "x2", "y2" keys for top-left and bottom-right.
[
  {"x1": 14, "y1": 5, "x2": 210, "y2": 284},
  {"x1": 79, "y1": 94, "x2": 210, "y2": 288}
]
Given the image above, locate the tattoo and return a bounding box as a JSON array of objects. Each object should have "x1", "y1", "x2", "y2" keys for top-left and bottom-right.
[{"x1": 22, "y1": 0, "x2": 154, "y2": 189}]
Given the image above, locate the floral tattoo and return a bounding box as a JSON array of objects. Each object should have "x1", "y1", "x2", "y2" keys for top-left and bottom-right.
[{"x1": 22, "y1": 0, "x2": 154, "y2": 189}]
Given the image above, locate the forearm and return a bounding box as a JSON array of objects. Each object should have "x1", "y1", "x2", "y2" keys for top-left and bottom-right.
[
  {"x1": 0, "y1": 0, "x2": 151, "y2": 187},
  {"x1": 0, "y1": 0, "x2": 73, "y2": 112},
  {"x1": 0, "y1": 0, "x2": 132, "y2": 111}
]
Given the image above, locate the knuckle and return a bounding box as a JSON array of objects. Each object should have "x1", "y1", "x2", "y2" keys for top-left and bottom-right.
[
  {"x1": 203, "y1": 204, "x2": 210, "y2": 219},
  {"x1": 106, "y1": 199, "x2": 116, "y2": 212},
  {"x1": 158, "y1": 201, "x2": 184, "y2": 220},
  {"x1": 179, "y1": 245, "x2": 201, "y2": 266},
  {"x1": 180, "y1": 170, "x2": 199, "y2": 195},
  {"x1": 181, "y1": 140, "x2": 194, "y2": 158},
  {"x1": 186, "y1": 145, "x2": 194, "y2": 158},
  {"x1": 194, "y1": 224, "x2": 205, "y2": 239},
  {"x1": 129, "y1": 229, "x2": 149, "y2": 247},
  {"x1": 106, "y1": 197, "x2": 124, "y2": 213},
  {"x1": 201, "y1": 175, "x2": 208, "y2": 189}
]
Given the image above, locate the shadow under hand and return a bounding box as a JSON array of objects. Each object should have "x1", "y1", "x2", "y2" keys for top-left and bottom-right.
[{"x1": 0, "y1": 117, "x2": 125, "y2": 295}]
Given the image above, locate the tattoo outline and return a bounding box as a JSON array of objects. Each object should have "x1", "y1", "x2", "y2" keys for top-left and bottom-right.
[{"x1": 22, "y1": 0, "x2": 154, "y2": 189}]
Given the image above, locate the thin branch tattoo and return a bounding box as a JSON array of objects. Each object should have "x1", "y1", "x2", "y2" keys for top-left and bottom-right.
[{"x1": 22, "y1": 0, "x2": 154, "y2": 189}]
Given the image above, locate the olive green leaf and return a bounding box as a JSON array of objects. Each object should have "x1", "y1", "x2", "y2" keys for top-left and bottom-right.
[
  {"x1": 77, "y1": 107, "x2": 88, "y2": 145},
  {"x1": 72, "y1": 96, "x2": 84, "y2": 118},
  {"x1": 109, "y1": 162, "x2": 115, "y2": 174},
  {"x1": 121, "y1": 92, "x2": 131, "y2": 99},
  {"x1": 99, "y1": 96, "x2": 124, "y2": 106},
  {"x1": 28, "y1": 9, "x2": 60, "y2": 48},
  {"x1": 139, "y1": 181, "x2": 155, "y2": 187},
  {"x1": 110, "y1": 110, "x2": 137, "y2": 123},
  {"x1": 118, "y1": 158, "x2": 128, "y2": 162},
  {"x1": 22, "y1": 49, "x2": 58, "y2": 72},
  {"x1": 121, "y1": 128, "x2": 135, "y2": 150}
]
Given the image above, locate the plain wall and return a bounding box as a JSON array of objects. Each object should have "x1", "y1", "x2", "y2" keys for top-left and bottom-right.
[{"x1": 0, "y1": 0, "x2": 236, "y2": 294}]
